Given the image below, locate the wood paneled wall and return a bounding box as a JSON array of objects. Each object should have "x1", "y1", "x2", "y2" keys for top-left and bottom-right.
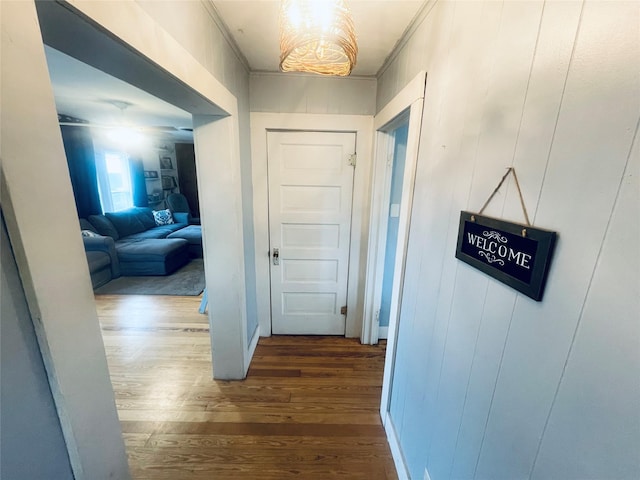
[{"x1": 377, "y1": 1, "x2": 639, "y2": 479}]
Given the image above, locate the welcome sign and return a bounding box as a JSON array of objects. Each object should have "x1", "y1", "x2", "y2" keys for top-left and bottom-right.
[{"x1": 455, "y1": 211, "x2": 557, "y2": 301}]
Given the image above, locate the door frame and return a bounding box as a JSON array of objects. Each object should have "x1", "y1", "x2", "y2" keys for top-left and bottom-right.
[
  {"x1": 363, "y1": 71, "x2": 427, "y2": 346},
  {"x1": 3, "y1": 1, "x2": 251, "y2": 477},
  {"x1": 362, "y1": 111, "x2": 410, "y2": 343},
  {"x1": 35, "y1": 0, "x2": 255, "y2": 380},
  {"x1": 363, "y1": 71, "x2": 426, "y2": 479},
  {"x1": 251, "y1": 113, "x2": 374, "y2": 338}
]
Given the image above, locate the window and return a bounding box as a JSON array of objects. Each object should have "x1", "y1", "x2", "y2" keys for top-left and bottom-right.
[{"x1": 96, "y1": 151, "x2": 134, "y2": 212}]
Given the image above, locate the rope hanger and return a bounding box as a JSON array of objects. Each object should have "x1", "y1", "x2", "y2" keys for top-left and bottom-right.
[{"x1": 474, "y1": 167, "x2": 531, "y2": 233}]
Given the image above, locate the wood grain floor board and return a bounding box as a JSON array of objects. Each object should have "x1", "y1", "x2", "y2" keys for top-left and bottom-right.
[{"x1": 96, "y1": 294, "x2": 397, "y2": 479}]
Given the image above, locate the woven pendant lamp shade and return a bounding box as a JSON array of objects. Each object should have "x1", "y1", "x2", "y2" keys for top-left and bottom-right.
[{"x1": 279, "y1": 0, "x2": 358, "y2": 76}]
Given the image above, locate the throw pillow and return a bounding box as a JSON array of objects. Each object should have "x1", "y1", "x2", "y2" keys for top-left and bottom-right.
[
  {"x1": 81, "y1": 229, "x2": 100, "y2": 237},
  {"x1": 153, "y1": 209, "x2": 175, "y2": 226}
]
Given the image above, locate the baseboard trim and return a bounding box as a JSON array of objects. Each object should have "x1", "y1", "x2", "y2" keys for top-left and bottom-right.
[
  {"x1": 384, "y1": 414, "x2": 410, "y2": 480},
  {"x1": 244, "y1": 325, "x2": 260, "y2": 377},
  {"x1": 378, "y1": 326, "x2": 389, "y2": 339}
]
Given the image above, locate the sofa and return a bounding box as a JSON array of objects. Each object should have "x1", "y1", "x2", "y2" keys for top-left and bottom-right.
[
  {"x1": 80, "y1": 219, "x2": 120, "y2": 288},
  {"x1": 80, "y1": 207, "x2": 202, "y2": 278}
]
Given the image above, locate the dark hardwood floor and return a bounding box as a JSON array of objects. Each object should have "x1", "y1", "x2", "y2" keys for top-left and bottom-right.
[{"x1": 96, "y1": 294, "x2": 398, "y2": 479}]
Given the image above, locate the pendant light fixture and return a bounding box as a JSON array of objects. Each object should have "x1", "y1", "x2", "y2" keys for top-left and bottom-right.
[{"x1": 279, "y1": 0, "x2": 358, "y2": 76}]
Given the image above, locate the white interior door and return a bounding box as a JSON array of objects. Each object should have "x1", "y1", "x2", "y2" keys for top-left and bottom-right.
[{"x1": 267, "y1": 131, "x2": 356, "y2": 335}]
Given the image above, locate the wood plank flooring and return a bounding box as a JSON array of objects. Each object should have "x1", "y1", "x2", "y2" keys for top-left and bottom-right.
[{"x1": 96, "y1": 294, "x2": 398, "y2": 480}]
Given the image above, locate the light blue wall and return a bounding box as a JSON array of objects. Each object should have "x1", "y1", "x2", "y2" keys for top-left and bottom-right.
[
  {"x1": 379, "y1": 1, "x2": 639, "y2": 479},
  {"x1": 379, "y1": 123, "x2": 409, "y2": 328},
  {"x1": 1, "y1": 219, "x2": 74, "y2": 480}
]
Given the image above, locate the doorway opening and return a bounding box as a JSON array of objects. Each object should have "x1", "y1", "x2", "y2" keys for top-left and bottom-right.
[
  {"x1": 377, "y1": 119, "x2": 410, "y2": 338},
  {"x1": 43, "y1": 44, "x2": 205, "y2": 297},
  {"x1": 362, "y1": 72, "x2": 426, "y2": 476},
  {"x1": 4, "y1": 1, "x2": 253, "y2": 477},
  {"x1": 32, "y1": 1, "x2": 253, "y2": 376}
]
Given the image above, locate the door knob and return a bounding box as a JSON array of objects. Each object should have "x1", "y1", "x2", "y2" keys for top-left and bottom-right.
[{"x1": 272, "y1": 247, "x2": 279, "y2": 265}]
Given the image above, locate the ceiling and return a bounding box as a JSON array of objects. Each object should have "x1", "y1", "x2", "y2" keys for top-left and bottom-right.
[
  {"x1": 44, "y1": 1, "x2": 424, "y2": 135},
  {"x1": 45, "y1": 46, "x2": 195, "y2": 142},
  {"x1": 212, "y1": 0, "x2": 425, "y2": 76}
]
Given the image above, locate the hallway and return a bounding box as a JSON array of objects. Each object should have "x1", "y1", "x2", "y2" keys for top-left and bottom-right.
[{"x1": 96, "y1": 295, "x2": 397, "y2": 479}]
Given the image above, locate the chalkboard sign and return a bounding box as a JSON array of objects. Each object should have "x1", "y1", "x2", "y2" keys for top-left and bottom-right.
[{"x1": 455, "y1": 211, "x2": 557, "y2": 301}]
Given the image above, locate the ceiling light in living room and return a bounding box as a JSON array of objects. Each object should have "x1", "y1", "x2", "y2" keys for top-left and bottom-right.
[
  {"x1": 279, "y1": 0, "x2": 358, "y2": 76},
  {"x1": 102, "y1": 99, "x2": 148, "y2": 148},
  {"x1": 105, "y1": 126, "x2": 146, "y2": 148}
]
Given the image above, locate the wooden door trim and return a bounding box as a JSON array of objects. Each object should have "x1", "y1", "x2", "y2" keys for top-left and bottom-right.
[
  {"x1": 365, "y1": 71, "x2": 427, "y2": 433},
  {"x1": 251, "y1": 113, "x2": 374, "y2": 338}
]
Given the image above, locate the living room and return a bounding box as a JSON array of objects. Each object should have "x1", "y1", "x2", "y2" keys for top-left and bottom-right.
[{"x1": 46, "y1": 44, "x2": 207, "y2": 297}]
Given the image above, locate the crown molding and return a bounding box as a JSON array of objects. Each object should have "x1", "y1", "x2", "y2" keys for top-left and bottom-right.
[
  {"x1": 249, "y1": 70, "x2": 377, "y2": 81},
  {"x1": 376, "y1": 0, "x2": 438, "y2": 79},
  {"x1": 201, "y1": 0, "x2": 251, "y2": 73}
]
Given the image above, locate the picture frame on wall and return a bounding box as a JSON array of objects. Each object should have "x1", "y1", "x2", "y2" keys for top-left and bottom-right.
[
  {"x1": 162, "y1": 175, "x2": 177, "y2": 190},
  {"x1": 160, "y1": 156, "x2": 173, "y2": 170}
]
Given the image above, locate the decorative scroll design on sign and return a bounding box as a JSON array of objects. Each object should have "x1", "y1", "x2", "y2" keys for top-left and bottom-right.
[
  {"x1": 478, "y1": 251, "x2": 505, "y2": 265},
  {"x1": 482, "y1": 230, "x2": 508, "y2": 243}
]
